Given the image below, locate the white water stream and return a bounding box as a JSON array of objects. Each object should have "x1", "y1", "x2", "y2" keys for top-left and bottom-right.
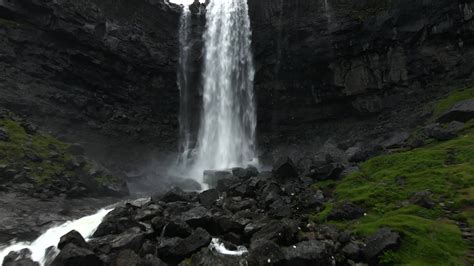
[
  {"x1": 0, "y1": 208, "x2": 111, "y2": 266},
  {"x1": 188, "y1": 0, "x2": 258, "y2": 182}
]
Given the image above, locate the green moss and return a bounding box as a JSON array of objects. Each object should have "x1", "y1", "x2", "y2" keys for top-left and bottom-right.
[
  {"x1": 311, "y1": 129, "x2": 474, "y2": 264},
  {"x1": 433, "y1": 87, "x2": 474, "y2": 118},
  {"x1": 310, "y1": 203, "x2": 334, "y2": 223}
]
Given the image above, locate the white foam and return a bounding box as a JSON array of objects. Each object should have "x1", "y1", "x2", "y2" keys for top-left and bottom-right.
[
  {"x1": 209, "y1": 238, "x2": 248, "y2": 256},
  {"x1": 0, "y1": 208, "x2": 112, "y2": 266}
]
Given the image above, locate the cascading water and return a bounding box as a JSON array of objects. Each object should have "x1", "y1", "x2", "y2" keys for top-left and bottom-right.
[
  {"x1": 0, "y1": 208, "x2": 112, "y2": 266},
  {"x1": 188, "y1": 0, "x2": 257, "y2": 181},
  {"x1": 177, "y1": 6, "x2": 194, "y2": 170}
]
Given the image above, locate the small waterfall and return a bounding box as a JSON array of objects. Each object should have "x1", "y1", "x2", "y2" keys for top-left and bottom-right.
[
  {"x1": 177, "y1": 6, "x2": 194, "y2": 170},
  {"x1": 188, "y1": 0, "x2": 258, "y2": 181},
  {"x1": 0, "y1": 208, "x2": 112, "y2": 266}
]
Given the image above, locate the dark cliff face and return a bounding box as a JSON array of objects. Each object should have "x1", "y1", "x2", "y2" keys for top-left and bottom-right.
[
  {"x1": 0, "y1": 0, "x2": 181, "y2": 171},
  {"x1": 1, "y1": 0, "x2": 473, "y2": 172},
  {"x1": 249, "y1": 0, "x2": 474, "y2": 151}
]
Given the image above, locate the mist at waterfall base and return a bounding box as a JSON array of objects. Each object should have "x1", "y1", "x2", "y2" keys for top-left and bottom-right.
[{"x1": 175, "y1": 0, "x2": 259, "y2": 184}]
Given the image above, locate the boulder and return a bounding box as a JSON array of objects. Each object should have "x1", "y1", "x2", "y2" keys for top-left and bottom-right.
[
  {"x1": 410, "y1": 190, "x2": 436, "y2": 209},
  {"x1": 159, "y1": 220, "x2": 193, "y2": 238},
  {"x1": 310, "y1": 162, "x2": 344, "y2": 180},
  {"x1": 3, "y1": 249, "x2": 39, "y2": 266},
  {"x1": 423, "y1": 122, "x2": 463, "y2": 141},
  {"x1": 345, "y1": 146, "x2": 369, "y2": 163},
  {"x1": 158, "y1": 228, "x2": 211, "y2": 263},
  {"x1": 172, "y1": 178, "x2": 202, "y2": 191},
  {"x1": 180, "y1": 206, "x2": 211, "y2": 228},
  {"x1": 216, "y1": 177, "x2": 240, "y2": 193},
  {"x1": 185, "y1": 247, "x2": 246, "y2": 265},
  {"x1": 380, "y1": 132, "x2": 410, "y2": 149},
  {"x1": 328, "y1": 202, "x2": 365, "y2": 221},
  {"x1": 282, "y1": 240, "x2": 334, "y2": 265},
  {"x1": 141, "y1": 254, "x2": 167, "y2": 266},
  {"x1": 66, "y1": 144, "x2": 86, "y2": 156},
  {"x1": 273, "y1": 157, "x2": 298, "y2": 179},
  {"x1": 93, "y1": 207, "x2": 143, "y2": 237},
  {"x1": 58, "y1": 230, "x2": 89, "y2": 250},
  {"x1": 114, "y1": 250, "x2": 141, "y2": 266},
  {"x1": 363, "y1": 228, "x2": 401, "y2": 262},
  {"x1": 203, "y1": 170, "x2": 233, "y2": 189},
  {"x1": 156, "y1": 187, "x2": 196, "y2": 203},
  {"x1": 91, "y1": 228, "x2": 145, "y2": 253},
  {"x1": 51, "y1": 244, "x2": 102, "y2": 266},
  {"x1": 20, "y1": 122, "x2": 38, "y2": 135},
  {"x1": 247, "y1": 240, "x2": 284, "y2": 265},
  {"x1": 437, "y1": 99, "x2": 474, "y2": 123},
  {"x1": 0, "y1": 127, "x2": 9, "y2": 141},
  {"x1": 342, "y1": 242, "x2": 362, "y2": 261},
  {"x1": 250, "y1": 219, "x2": 299, "y2": 247}
]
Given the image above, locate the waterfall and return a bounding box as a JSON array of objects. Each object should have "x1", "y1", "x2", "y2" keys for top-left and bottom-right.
[
  {"x1": 0, "y1": 208, "x2": 112, "y2": 266},
  {"x1": 177, "y1": 6, "x2": 193, "y2": 170},
  {"x1": 189, "y1": 0, "x2": 257, "y2": 181}
]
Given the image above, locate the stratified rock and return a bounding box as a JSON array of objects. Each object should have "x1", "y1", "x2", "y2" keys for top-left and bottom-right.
[
  {"x1": 51, "y1": 243, "x2": 102, "y2": 266},
  {"x1": 281, "y1": 240, "x2": 334, "y2": 265},
  {"x1": 363, "y1": 228, "x2": 401, "y2": 262},
  {"x1": 437, "y1": 99, "x2": 474, "y2": 123},
  {"x1": 58, "y1": 230, "x2": 88, "y2": 250},
  {"x1": 273, "y1": 157, "x2": 298, "y2": 179},
  {"x1": 328, "y1": 202, "x2": 365, "y2": 221},
  {"x1": 199, "y1": 189, "x2": 219, "y2": 208}
]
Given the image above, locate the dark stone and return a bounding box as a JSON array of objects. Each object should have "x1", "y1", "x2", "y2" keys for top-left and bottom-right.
[
  {"x1": 273, "y1": 157, "x2": 298, "y2": 179},
  {"x1": 423, "y1": 123, "x2": 461, "y2": 141},
  {"x1": 203, "y1": 170, "x2": 233, "y2": 189},
  {"x1": 3, "y1": 249, "x2": 39, "y2": 266},
  {"x1": 160, "y1": 220, "x2": 193, "y2": 238},
  {"x1": 363, "y1": 228, "x2": 401, "y2": 262},
  {"x1": 248, "y1": 240, "x2": 284, "y2": 265},
  {"x1": 328, "y1": 202, "x2": 365, "y2": 221},
  {"x1": 0, "y1": 127, "x2": 9, "y2": 141},
  {"x1": 216, "y1": 177, "x2": 240, "y2": 194},
  {"x1": 186, "y1": 247, "x2": 246, "y2": 265},
  {"x1": 172, "y1": 178, "x2": 202, "y2": 191},
  {"x1": 66, "y1": 144, "x2": 86, "y2": 156},
  {"x1": 232, "y1": 167, "x2": 251, "y2": 179},
  {"x1": 310, "y1": 163, "x2": 344, "y2": 180},
  {"x1": 342, "y1": 242, "x2": 362, "y2": 261},
  {"x1": 380, "y1": 132, "x2": 410, "y2": 149},
  {"x1": 246, "y1": 166, "x2": 259, "y2": 177},
  {"x1": 140, "y1": 254, "x2": 167, "y2": 266},
  {"x1": 410, "y1": 190, "x2": 436, "y2": 209},
  {"x1": 281, "y1": 240, "x2": 334, "y2": 265},
  {"x1": 21, "y1": 122, "x2": 38, "y2": 135},
  {"x1": 437, "y1": 99, "x2": 474, "y2": 123},
  {"x1": 158, "y1": 228, "x2": 211, "y2": 263},
  {"x1": 250, "y1": 219, "x2": 298, "y2": 247},
  {"x1": 58, "y1": 230, "x2": 88, "y2": 250},
  {"x1": 199, "y1": 189, "x2": 219, "y2": 208},
  {"x1": 114, "y1": 250, "x2": 141, "y2": 266},
  {"x1": 180, "y1": 206, "x2": 211, "y2": 228},
  {"x1": 93, "y1": 207, "x2": 143, "y2": 237},
  {"x1": 156, "y1": 187, "x2": 195, "y2": 203},
  {"x1": 51, "y1": 243, "x2": 102, "y2": 266},
  {"x1": 93, "y1": 227, "x2": 145, "y2": 253},
  {"x1": 345, "y1": 146, "x2": 369, "y2": 163}
]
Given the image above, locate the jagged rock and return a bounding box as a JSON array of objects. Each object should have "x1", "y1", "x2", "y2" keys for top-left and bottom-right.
[
  {"x1": 180, "y1": 206, "x2": 211, "y2": 228},
  {"x1": 310, "y1": 162, "x2": 344, "y2": 180},
  {"x1": 203, "y1": 170, "x2": 233, "y2": 189},
  {"x1": 248, "y1": 240, "x2": 284, "y2": 265},
  {"x1": 184, "y1": 247, "x2": 246, "y2": 265},
  {"x1": 281, "y1": 240, "x2": 334, "y2": 265},
  {"x1": 3, "y1": 249, "x2": 39, "y2": 266},
  {"x1": 58, "y1": 230, "x2": 89, "y2": 250},
  {"x1": 273, "y1": 157, "x2": 298, "y2": 179},
  {"x1": 157, "y1": 228, "x2": 211, "y2": 263},
  {"x1": 250, "y1": 219, "x2": 298, "y2": 247},
  {"x1": 114, "y1": 250, "x2": 141, "y2": 266},
  {"x1": 380, "y1": 132, "x2": 410, "y2": 149},
  {"x1": 159, "y1": 220, "x2": 193, "y2": 238},
  {"x1": 172, "y1": 178, "x2": 202, "y2": 191},
  {"x1": 0, "y1": 127, "x2": 9, "y2": 141},
  {"x1": 437, "y1": 99, "x2": 474, "y2": 123},
  {"x1": 345, "y1": 146, "x2": 369, "y2": 163},
  {"x1": 342, "y1": 242, "x2": 362, "y2": 261},
  {"x1": 93, "y1": 207, "x2": 143, "y2": 237},
  {"x1": 198, "y1": 189, "x2": 219, "y2": 209},
  {"x1": 90, "y1": 227, "x2": 145, "y2": 254},
  {"x1": 216, "y1": 177, "x2": 240, "y2": 193},
  {"x1": 141, "y1": 254, "x2": 167, "y2": 266},
  {"x1": 155, "y1": 187, "x2": 196, "y2": 203},
  {"x1": 328, "y1": 202, "x2": 365, "y2": 221},
  {"x1": 51, "y1": 243, "x2": 102, "y2": 266},
  {"x1": 363, "y1": 228, "x2": 401, "y2": 262},
  {"x1": 423, "y1": 122, "x2": 464, "y2": 141}
]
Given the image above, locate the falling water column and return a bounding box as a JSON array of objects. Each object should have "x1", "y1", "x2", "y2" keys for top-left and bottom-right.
[{"x1": 191, "y1": 0, "x2": 257, "y2": 180}]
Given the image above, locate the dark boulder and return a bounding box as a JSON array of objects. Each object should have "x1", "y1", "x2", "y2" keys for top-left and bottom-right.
[
  {"x1": 159, "y1": 220, "x2": 193, "y2": 238},
  {"x1": 273, "y1": 157, "x2": 298, "y2": 179},
  {"x1": 216, "y1": 177, "x2": 240, "y2": 194},
  {"x1": 310, "y1": 162, "x2": 344, "y2": 180},
  {"x1": 342, "y1": 242, "x2": 362, "y2": 261},
  {"x1": 423, "y1": 122, "x2": 463, "y2": 141},
  {"x1": 363, "y1": 228, "x2": 401, "y2": 263},
  {"x1": 281, "y1": 240, "x2": 334, "y2": 266},
  {"x1": 155, "y1": 187, "x2": 196, "y2": 203},
  {"x1": 380, "y1": 132, "x2": 410, "y2": 149},
  {"x1": 51, "y1": 244, "x2": 102, "y2": 266},
  {"x1": 328, "y1": 202, "x2": 365, "y2": 221},
  {"x1": 180, "y1": 206, "x2": 211, "y2": 228},
  {"x1": 140, "y1": 254, "x2": 167, "y2": 266},
  {"x1": 247, "y1": 240, "x2": 284, "y2": 265},
  {"x1": 437, "y1": 99, "x2": 474, "y2": 123},
  {"x1": 203, "y1": 170, "x2": 233, "y2": 189},
  {"x1": 158, "y1": 228, "x2": 211, "y2": 263},
  {"x1": 185, "y1": 247, "x2": 247, "y2": 265},
  {"x1": 0, "y1": 127, "x2": 9, "y2": 141},
  {"x1": 3, "y1": 249, "x2": 39, "y2": 266},
  {"x1": 93, "y1": 207, "x2": 143, "y2": 237},
  {"x1": 172, "y1": 178, "x2": 202, "y2": 191},
  {"x1": 199, "y1": 189, "x2": 219, "y2": 209},
  {"x1": 66, "y1": 144, "x2": 86, "y2": 156},
  {"x1": 114, "y1": 250, "x2": 141, "y2": 266},
  {"x1": 91, "y1": 227, "x2": 145, "y2": 253},
  {"x1": 58, "y1": 230, "x2": 89, "y2": 250},
  {"x1": 345, "y1": 146, "x2": 369, "y2": 163},
  {"x1": 20, "y1": 122, "x2": 38, "y2": 135},
  {"x1": 232, "y1": 167, "x2": 251, "y2": 179},
  {"x1": 250, "y1": 219, "x2": 299, "y2": 247}
]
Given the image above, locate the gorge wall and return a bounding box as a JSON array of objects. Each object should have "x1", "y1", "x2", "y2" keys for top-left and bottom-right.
[{"x1": 1, "y1": 0, "x2": 473, "y2": 174}]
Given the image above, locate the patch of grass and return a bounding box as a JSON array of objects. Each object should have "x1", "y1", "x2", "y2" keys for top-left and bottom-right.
[
  {"x1": 311, "y1": 129, "x2": 474, "y2": 265},
  {"x1": 433, "y1": 87, "x2": 474, "y2": 118}
]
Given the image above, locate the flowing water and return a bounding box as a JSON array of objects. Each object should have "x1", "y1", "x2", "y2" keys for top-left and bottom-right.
[
  {"x1": 0, "y1": 208, "x2": 112, "y2": 266},
  {"x1": 188, "y1": 0, "x2": 257, "y2": 181}
]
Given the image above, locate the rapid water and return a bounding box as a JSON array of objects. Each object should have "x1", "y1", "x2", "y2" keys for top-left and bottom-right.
[
  {"x1": 0, "y1": 208, "x2": 111, "y2": 266},
  {"x1": 189, "y1": 0, "x2": 257, "y2": 181},
  {"x1": 177, "y1": 6, "x2": 194, "y2": 170}
]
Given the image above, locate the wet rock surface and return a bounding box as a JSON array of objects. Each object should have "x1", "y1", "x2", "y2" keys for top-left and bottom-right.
[{"x1": 28, "y1": 162, "x2": 402, "y2": 266}]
